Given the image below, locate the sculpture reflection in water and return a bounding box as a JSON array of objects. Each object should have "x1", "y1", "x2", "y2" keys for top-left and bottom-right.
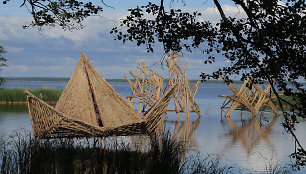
[
  {"x1": 169, "y1": 113, "x2": 201, "y2": 149},
  {"x1": 221, "y1": 115, "x2": 279, "y2": 156},
  {"x1": 130, "y1": 113, "x2": 201, "y2": 152}
]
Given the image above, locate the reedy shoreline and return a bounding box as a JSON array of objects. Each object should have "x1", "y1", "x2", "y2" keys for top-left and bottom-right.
[{"x1": 0, "y1": 88, "x2": 296, "y2": 109}]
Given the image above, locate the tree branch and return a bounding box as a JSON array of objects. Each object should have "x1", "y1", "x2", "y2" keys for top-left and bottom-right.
[{"x1": 213, "y1": 0, "x2": 227, "y2": 21}]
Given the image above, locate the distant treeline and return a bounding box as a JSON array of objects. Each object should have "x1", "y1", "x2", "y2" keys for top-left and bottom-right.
[
  {"x1": 4, "y1": 77, "x2": 203, "y2": 83},
  {"x1": 4, "y1": 77, "x2": 70, "y2": 82},
  {"x1": 0, "y1": 88, "x2": 296, "y2": 109},
  {"x1": 3, "y1": 77, "x2": 264, "y2": 84},
  {"x1": 4, "y1": 77, "x2": 305, "y2": 86}
]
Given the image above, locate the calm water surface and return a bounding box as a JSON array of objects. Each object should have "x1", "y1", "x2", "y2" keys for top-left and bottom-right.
[{"x1": 1, "y1": 81, "x2": 306, "y2": 173}]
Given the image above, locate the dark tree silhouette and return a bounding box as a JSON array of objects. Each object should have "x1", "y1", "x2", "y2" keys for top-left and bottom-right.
[
  {"x1": 111, "y1": 0, "x2": 306, "y2": 167},
  {"x1": 1, "y1": 0, "x2": 306, "y2": 168},
  {"x1": 112, "y1": 0, "x2": 305, "y2": 120},
  {"x1": 2, "y1": 0, "x2": 104, "y2": 30},
  {"x1": 0, "y1": 46, "x2": 7, "y2": 86}
]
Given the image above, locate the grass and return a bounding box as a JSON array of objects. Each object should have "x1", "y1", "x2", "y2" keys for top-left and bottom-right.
[
  {"x1": 0, "y1": 88, "x2": 62, "y2": 102},
  {"x1": 0, "y1": 129, "x2": 237, "y2": 174},
  {"x1": 0, "y1": 129, "x2": 295, "y2": 174},
  {"x1": 236, "y1": 92, "x2": 298, "y2": 110},
  {"x1": 270, "y1": 93, "x2": 299, "y2": 109}
]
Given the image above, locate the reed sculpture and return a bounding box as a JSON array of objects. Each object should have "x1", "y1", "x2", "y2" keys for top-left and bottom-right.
[
  {"x1": 124, "y1": 62, "x2": 164, "y2": 114},
  {"x1": 219, "y1": 75, "x2": 280, "y2": 117},
  {"x1": 125, "y1": 52, "x2": 201, "y2": 118},
  {"x1": 25, "y1": 52, "x2": 176, "y2": 140},
  {"x1": 164, "y1": 52, "x2": 201, "y2": 117}
]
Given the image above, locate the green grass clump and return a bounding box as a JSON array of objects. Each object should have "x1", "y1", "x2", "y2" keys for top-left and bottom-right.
[
  {"x1": 28, "y1": 88, "x2": 62, "y2": 101},
  {"x1": 0, "y1": 88, "x2": 62, "y2": 102},
  {"x1": 271, "y1": 93, "x2": 299, "y2": 109},
  {"x1": 0, "y1": 89, "x2": 25, "y2": 102}
]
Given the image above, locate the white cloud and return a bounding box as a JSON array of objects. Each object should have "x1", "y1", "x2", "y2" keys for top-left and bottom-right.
[
  {"x1": 96, "y1": 65, "x2": 133, "y2": 78},
  {"x1": 5, "y1": 46, "x2": 24, "y2": 53},
  {"x1": 48, "y1": 65, "x2": 64, "y2": 71},
  {"x1": 183, "y1": 57, "x2": 203, "y2": 64},
  {"x1": 43, "y1": 15, "x2": 118, "y2": 44},
  {"x1": 0, "y1": 16, "x2": 41, "y2": 41},
  {"x1": 4, "y1": 65, "x2": 29, "y2": 75},
  {"x1": 62, "y1": 56, "x2": 77, "y2": 65},
  {"x1": 0, "y1": 5, "x2": 240, "y2": 79},
  {"x1": 97, "y1": 47, "x2": 118, "y2": 53},
  {"x1": 0, "y1": 28, "x2": 9, "y2": 40},
  {"x1": 201, "y1": 4, "x2": 246, "y2": 25},
  {"x1": 33, "y1": 57, "x2": 47, "y2": 62}
]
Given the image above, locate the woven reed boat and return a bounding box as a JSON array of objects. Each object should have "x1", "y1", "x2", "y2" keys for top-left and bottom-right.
[{"x1": 25, "y1": 52, "x2": 176, "y2": 140}]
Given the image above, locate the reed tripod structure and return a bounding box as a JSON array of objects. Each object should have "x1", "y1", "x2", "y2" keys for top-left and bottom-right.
[
  {"x1": 219, "y1": 75, "x2": 280, "y2": 117},
  {"x1": 25, "y1": 52, "x2": 176, "y2": 140},
  {"x1": 124, "y1": 62, "x2": 164, "y2": 114},
  {"x1": 165, "y1": 52, "x2": 201, "y2": 117},
  {"x1": 124, "y1": 52, "x2": 201, "y2": 118}
]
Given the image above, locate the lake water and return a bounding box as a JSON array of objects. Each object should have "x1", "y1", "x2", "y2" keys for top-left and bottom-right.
[{"x1": 1, "y1": 81, "x2": 306, "y2": 173}]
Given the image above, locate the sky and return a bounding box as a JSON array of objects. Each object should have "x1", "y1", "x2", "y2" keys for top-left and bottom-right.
[{"x1": 0, "y1": 0, "x2": 245, "y2": 79}]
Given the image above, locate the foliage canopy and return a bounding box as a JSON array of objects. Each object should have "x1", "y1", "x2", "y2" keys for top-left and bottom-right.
[
  {"x1": 2, "y1": 0, "x2": 104, "y2": 30},
  {"x1": 111, "y1": 0, "x2": 306, "y2": 119},
  {"x1": 110, "y1": 0, "x2": 306, "y2": 164},
  {"x1": 1, "y1": 0, "x2": 306, "y2": 168}
]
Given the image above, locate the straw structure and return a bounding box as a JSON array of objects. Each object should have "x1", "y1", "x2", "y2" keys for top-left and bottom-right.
[
  {"x1": 124, "y1": 62, "x2": 164, "y2": 114},
  {"x1": 164, "y1": 52, "x2": 201, "y2": 117},
  {"x1": 124, "y1": 52, "x2": 201, "y2": 118},
  {"x1": 25, "y1": 52, "x2": 176, "y2": 140},
  {"x1": 56, "y1": 53, "x2": 142, "y2": 128},
  {"x1": 219, "y1": 75, "x2": 280, "y2": 117},
  {"x1": 145, "y1": 84, "x2": 177, "y2": 133}
]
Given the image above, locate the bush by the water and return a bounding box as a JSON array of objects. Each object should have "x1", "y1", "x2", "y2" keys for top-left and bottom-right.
[{"x1": 0, "y1": 88, "x2": 62, "y2": 102}]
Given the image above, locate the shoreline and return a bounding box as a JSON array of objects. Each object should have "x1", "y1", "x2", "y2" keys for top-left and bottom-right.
[{"x1": 0, "y1": 101, "x2": 57, "y2": 105}]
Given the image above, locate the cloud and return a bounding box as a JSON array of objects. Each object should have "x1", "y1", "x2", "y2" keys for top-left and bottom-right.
[
  {"x1": 33, "y1": 57, "x2": 47, "y2": 62},
  {"x1": 4, "y1": 65, "x2": 29, "y2": 75},
  {"x1": 62, "y1": 57, "x2": 77, "y2": 65},
  {"x1": 183, "y1": 57, "x2": 203, "y2": 64},
  {"x1": 43, "y1": 15, "x2": 120, "y2": 44},
  {"x1": 0, "y1": 4, "x2": 243, "y2": 79},
  {"x1": 3, "y1": 64, "x2": 75, "y2": 77},
  {"x1": 200, "y1": 4, "x2": 246, "y2": 25},
  {"x1": 0, "y1": 16, "x2": 41, "y2": 42},
  {"x1": 5, "y1": 46, "x2": 24, "y2": 53},
  {"x1": 96, "y1": 65, "x2": 134, "y2": 78}
]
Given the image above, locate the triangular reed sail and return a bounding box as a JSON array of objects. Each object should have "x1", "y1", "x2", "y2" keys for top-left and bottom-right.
[
  {"x1": 56, "y1": 52, "x2": 143, "y2": 127},
  {"x1": 25, "y1": 52, "x2": 176, "y2": 140}
]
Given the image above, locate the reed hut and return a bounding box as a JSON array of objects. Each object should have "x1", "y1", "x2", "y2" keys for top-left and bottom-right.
[
  {"x1": 25, "y1": 52, "x2": 176, "y2": 140},
  {"x1": 219, "y1": 75, "x2": 280, "y2": 117}
]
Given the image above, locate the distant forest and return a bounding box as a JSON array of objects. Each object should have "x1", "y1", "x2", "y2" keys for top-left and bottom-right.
[
  {"x1": 6, "y1": 77, "x2": 286, "y2": 84},
  {"x1": 4, "y1": 77, "x2": 70, "y2": 82},
  {"x1": 4, "y1": 77, "x2": 205, "y2": 83}
]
